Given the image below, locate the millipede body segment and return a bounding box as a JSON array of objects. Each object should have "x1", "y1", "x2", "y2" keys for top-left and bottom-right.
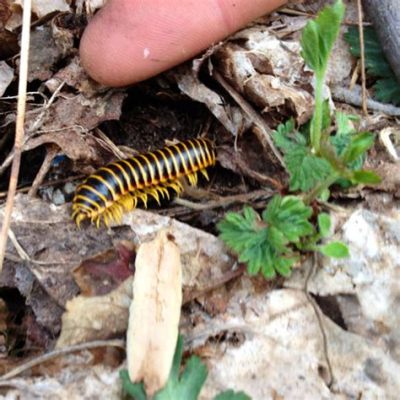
[{"x1": 72, "y1": 138, "x2": 216, "y2": 227}]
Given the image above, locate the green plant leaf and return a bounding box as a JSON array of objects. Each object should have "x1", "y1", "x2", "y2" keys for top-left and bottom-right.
[
  {"x1": 330, "y1": 115, "x2": 374, "y2": 188},
  {"x1": 318, "y1": 188, "x2": 330, "y2": 201},
  {"x1": 317, "y1": 213, "x2": 331, "y2": 238},
  {"x1": 345, "y1": 26, "x2": 400, "y2": 105},
  {"x1": 300, "y1": 0, "x2": 345, "y2": 75},
  {"x1": 352, "y1": 170, "x2": 381, "y2": 184},
  {"x1": 121, "y1": 336, "x2": 208, "y2": 400},
  {"x1": 262, "y1": 196, "x2": 314, "y2": 242},
  {"x1": 345, "y1": 26, "x2": 394, "y2": 77},
  {"x1": 275, "y1": 118, "x2": 295, "y2": 136},
  {"x1": 335, "y1": 112, "x2": 359, "y2": 137},
  {"x1": 218, "y1": 196, "x2": 313, "y2": 279},
  {"x1": 120, "y1": 370, "x2": 147, "y2": 400},
  {"x1": 214, "y1": 390, "x2": 251, "y2": 400},
  {"x1": 342, "y1": 132, "x2": 375, "y2": 164},
  {"x1": 374, "y1": 78, "x2": 400, "y2": 105},
  {"x1": 273, "y1": 127, "x2": 333, "y2": 191},
  {"x1": 319, "y1": 241, "x2": 349, "y2": 258},
  {"x1": 154, "y1": 336, "x2": 208, "y2": 400}
]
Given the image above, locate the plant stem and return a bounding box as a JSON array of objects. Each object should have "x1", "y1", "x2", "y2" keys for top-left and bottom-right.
[
  {"x1": 303, "y1": 173, "x2": 338, "y2": 204},
  {"x1": 311, "y1": 72, "x2": 325, "y2": 154}
]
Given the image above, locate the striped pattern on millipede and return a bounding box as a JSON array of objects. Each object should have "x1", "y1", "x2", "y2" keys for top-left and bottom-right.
[{"x1": 71, "y1": 138, "x2": 216, "y2": 227}]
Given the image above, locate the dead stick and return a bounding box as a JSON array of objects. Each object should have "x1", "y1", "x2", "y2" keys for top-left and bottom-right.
[
  {"x1": 213, "y1": 70, "x2": 286, "y2": 169},
  {"x1": 0, "y1": 0, "x2": 32, "y2": 272},
  {"x1": 357, "y1": 0, "x2": 368, "y2": 116},
  {"x1": 0, "y1": 339, "x2": 125, "y2": 381}
]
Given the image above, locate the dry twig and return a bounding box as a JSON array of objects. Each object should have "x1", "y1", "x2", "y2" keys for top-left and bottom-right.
[
  {"x1": 357, "y1": 0, "x2": 368, "y2": 115},
  {"x1": 0, "y1": 339, "x2": 125, "y2": 381},
  {"x1": 0, "y1": 0, "x2": 32, "y2": 272},
  {"x1": 173, "y1": 189, "x2": 272, "y2": 211},
  {"x1": 213, "y1": 70, "x2": 285, "y2": 169}
]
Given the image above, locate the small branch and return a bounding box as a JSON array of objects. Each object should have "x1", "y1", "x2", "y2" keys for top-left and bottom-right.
[
  {"x1": 28, "y1": 144, "x2": 58, "y2": 196},
  {"x1": 0, "y1": 0, "x2": 32, "y2": 273},
  {"x1": 303, "y1": 256, "x2": 334, "y2": 387},
  {"x1": 173, "y1": 189, "x2": 273, "y2": 211},
  {"x1": 331, "y1": 85, "x2": 400, "y2": 116},
  {"x1": 357, "y1": 0, "x2": 368, "y2": 116},
  {"x1": 183, "y1": 263, "x2": 246, "y2": 304},
  {"x1": 213, "y1": 70, "x2": 286, "y2": 169},
  {"x1": 0, "y1": 339, "x2": 125, "y2": 381}
]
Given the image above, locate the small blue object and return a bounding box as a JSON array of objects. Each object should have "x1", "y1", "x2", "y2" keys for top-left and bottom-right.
[{"x1": 52, "y1": 154, "x2": 67, "y2": 167}]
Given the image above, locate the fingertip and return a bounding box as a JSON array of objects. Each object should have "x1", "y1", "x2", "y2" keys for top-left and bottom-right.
[{"x1": 80, "y1": 0, "x2": 288, "y2": 87}]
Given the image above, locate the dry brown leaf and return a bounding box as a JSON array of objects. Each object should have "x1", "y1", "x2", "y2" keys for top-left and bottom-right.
[
  {"x1": 127, "y1": 230, "x2": 182, "y2": 396},
  {"x1": 73, "y1": 241, "x2": 135, "y2": 296},
  {"x1": 0, "y1": 60, "x2": 13, "y2": 96},
  {"x1": 174, "y1": 64, "x2": 250, "y2": 137},
  {"x1": 28, "y1": 25, "x2": 64, "y2": 82},
  {"x1": 56, "y1": 277, "x2": 133, "y2": 348},
  {"x1": 0, "y1": 195, "x2": 134, "y2": 335},
  {"x1": 75, "y1": 0, "x2": 107, "y2": 14},
  {"x1": 13, "y1": 0, "x2": 70, "y2": 19}
]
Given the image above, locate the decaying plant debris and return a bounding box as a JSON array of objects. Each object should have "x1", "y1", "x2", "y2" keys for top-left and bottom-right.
[{"x1": 0, "y1": 0, "x2": 399, "y2": 399}]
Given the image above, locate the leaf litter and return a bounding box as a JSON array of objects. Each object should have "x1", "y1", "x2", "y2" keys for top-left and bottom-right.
[{"x1": 0, "y1": 1, "x2": 400, "y2": 399}]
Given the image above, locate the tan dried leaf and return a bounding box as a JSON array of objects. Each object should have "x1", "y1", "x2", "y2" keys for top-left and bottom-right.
[
  {"x1": 127, "y1": 230, "x2": 182, "y2": 396},
  {"x1": 56, "y1": 277, "x2": 133, "y2": 348},
  {"x1": 13, "y1": 0, "x2": 70, "y2": 18},
  {"x1": 0, "y1": 60, "x2": 13, "y2": 96}
]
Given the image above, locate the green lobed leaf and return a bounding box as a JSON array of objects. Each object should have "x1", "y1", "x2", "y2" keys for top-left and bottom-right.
[
  {"x1": 374, "y1": 78, "x2": 400, "y2": 106},
  {"x1": 317, "y1": 213, "x2": 331, "y2": 238},
  {"x1": 218, "y1": 196, "x2": 314, "y2": 279},
  {"x1": 352, "y1": 170, "x2": 381, "y2": 184},
  {"x1": 318, "y1": 188, "x2": 330, "y2": 202},
  {"x1": 120, "y1": 370, "x2": 147, "y2": 400},
  {"x1": 214, "y1": 389, "x2": 251, "y2": 400},
  {"x1": 273, "y1": 127, "x2": 333, "y2": 192},
  {"x1": 342, "y1": 132, "x2": 375, "y2": 164},
  {"x1": 262, "y1": 196, "x2": 314, "y2": 242},
  {"x1": 335, "y1": 112, "x2": 359, "y2": 137},
  {"x1": 300, "y1": 0, "x2": 345, "y2": 75},
  {"x1": 319, "y1": 241, "x2": 350, "y2": 258},
  {"x1": 345, "y1": 26, "x2": 394, "y2": 78},
  {"x1": 275, "y1": 118, "x2": 295, "y2": 137},
  {"x1": 154, "y1": 336, "x2": 208, "y2": 400},
  {"x1": 345, "y1": 26, "x2": 400, "y2": 105},
  {"x1": 330, "y1": 114, "x2": 374, "y2": 188}
]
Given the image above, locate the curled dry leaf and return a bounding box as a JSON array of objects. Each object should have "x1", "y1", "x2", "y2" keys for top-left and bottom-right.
[
  {"x1": 14, "y1": 0, "x2": 70, "y2": 19},
  {"x1": 75, "y1": 0, "x2": 107, "y2": 15},
  {"x1": 1, "y1": 195, "x2": 134, "y2": 335},
  {"x1": 174, "y1": 64, "x2": 250, "y2": 137},
  {"x1": 28, "y1": 25, "x2": 64, "y2": 82},
  {"x1": 0, "y1": 61, "x2": 13, "y2": 96},
  {"x1": 73, "y1": 241, "x2": 135, "y2": 296},
  {"x1": 216, "y1": 27, "x2": 314, "y2": 125},
  {"x1": 56, "y1": 277, "x2": 133, "y2": 348},
  {"x1": 45, "y1": 56, "x2": 108, "y2": 96},
  {"x1": 127, "y1": 229, "x2": 182, "y2": 396}
]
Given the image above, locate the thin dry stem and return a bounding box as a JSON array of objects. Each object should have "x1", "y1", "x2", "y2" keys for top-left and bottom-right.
[
  {"x1": 0, "y1": 339, "x2": 125, "y2": 381},
  {"x1": 357, "y1": 0, "x2": 368, "y2": 116},
  {"x1": 173, "y1": 189, "x2": 272, "y2": 211},
  {"x1": 0, "y1": 0, "x2": 32, "y2": 272},
  {"x1": 213, "y1": 70, "x2": 285, "y2": 168}
]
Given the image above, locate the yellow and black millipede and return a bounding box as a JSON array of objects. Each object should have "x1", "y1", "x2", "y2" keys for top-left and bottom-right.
[{"x1": 72, "y1": 138, "x2": 216, "y2": 227}]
